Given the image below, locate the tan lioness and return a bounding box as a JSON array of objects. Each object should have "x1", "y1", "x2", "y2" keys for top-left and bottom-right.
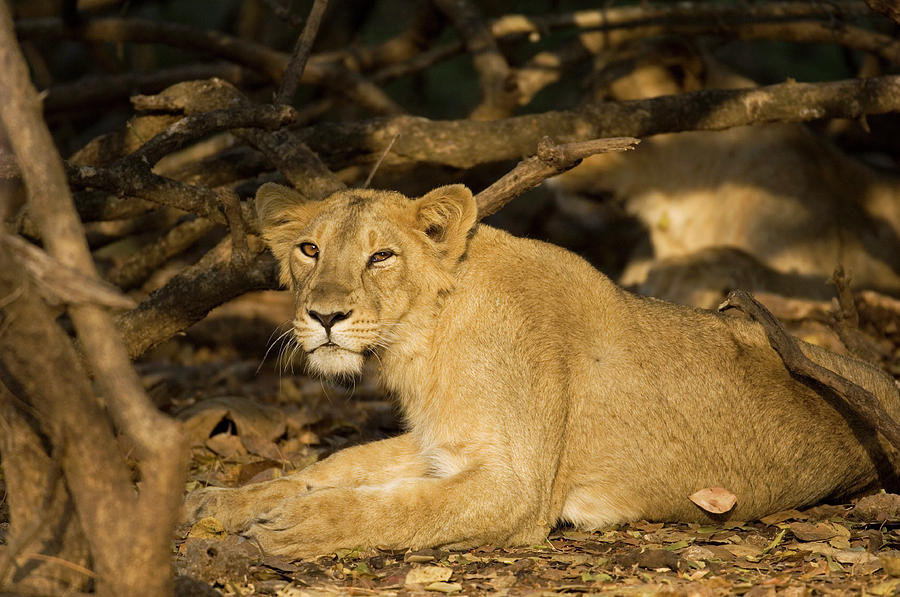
[{"x1": 185, "y1": 182, "x2": 900, "y2": 559}]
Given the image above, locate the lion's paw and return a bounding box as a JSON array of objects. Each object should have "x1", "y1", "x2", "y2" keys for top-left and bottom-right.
[{"x1": 183, "y1": 486, "x2": 257, "y2": 532}]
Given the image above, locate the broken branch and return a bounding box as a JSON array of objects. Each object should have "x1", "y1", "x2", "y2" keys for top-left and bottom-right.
[{"x1": 475, "y1": 136, "x2": 640, "y2": 218}]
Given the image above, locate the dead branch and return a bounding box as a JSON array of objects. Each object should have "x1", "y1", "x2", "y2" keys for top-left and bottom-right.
[
  {"x1": 130, "y1": 78, "x2": 345, "y2": 200},
  {"x1": 299, "y1": 74, "x2": 900, "y2": 170},
  {"x1": 475, "y1": 136, "x2": 640, "y2": 218},
  {"x1": 126, "y1": 104, "x2": 296, "y2": 167},
  {"x1": 66, "y1": 163, "x2": 238, "y2": 228},
  {"x1": 718, "y1": 290, "x2": 900, "y2": 453},
  {"x1": 435, "y1": 0, "x2": 518, "y2": 120},
  {"x1": 0, "y1": 4, "x2": 186, "y2": 594},
  {"x1": 1, "y1": 230, "x2": 135, "y2": 308},
  {"x1": 104, "y1": 217, "x2": 217, "y2": 291},
  {"x1": 118, "y1": 238, "x2": 279, "y2": 358},
  {"x1": 275, "y1": 0, "x2": 329, "y2": 106},
  {"x1": 491, "y1": 2, "x2": 871, "y2": 38}
]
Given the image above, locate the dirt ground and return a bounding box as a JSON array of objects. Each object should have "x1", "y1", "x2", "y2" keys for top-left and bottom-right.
[{"x1": 159, "y1": 290, "x2": 900, "y2": 597}]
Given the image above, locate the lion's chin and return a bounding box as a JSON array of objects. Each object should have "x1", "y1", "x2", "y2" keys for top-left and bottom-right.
[{"x1": 306, "y1": 345, "x2": 364, "y2": 380}]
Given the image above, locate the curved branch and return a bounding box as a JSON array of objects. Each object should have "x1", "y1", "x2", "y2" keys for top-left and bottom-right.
[{"x1": 719, "y1": 290, "x2": 900, "y2": 452}]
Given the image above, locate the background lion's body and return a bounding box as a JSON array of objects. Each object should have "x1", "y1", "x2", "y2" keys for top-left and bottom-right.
[{"x1": 186, "y1": 185, "x2": 900, "y2": 559}]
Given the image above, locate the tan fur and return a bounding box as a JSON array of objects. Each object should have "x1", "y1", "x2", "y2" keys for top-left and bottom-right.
[{"x1": 185, "y1": 182, "x2": 900, "y2": 559}]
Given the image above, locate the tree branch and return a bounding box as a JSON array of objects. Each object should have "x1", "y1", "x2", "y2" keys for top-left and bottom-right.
[
  {"x1": 275, "y1": 0, "x2": 329, "y2": 106},
  {"x1": 718, "y1": 290, "x2": 900, "y2": 453},
  {"x1": 298, "y1": 74, "x2": 900, "y2": 170},
  {"x1": 0, "y1": 5, "x2": 186, "y2": 594},
  {"x1": 117, "y1": 238, "x2": 279, "y2": 358},
  {"x1": 475, "y1": 136, "x2": 639, "y2": 218}
]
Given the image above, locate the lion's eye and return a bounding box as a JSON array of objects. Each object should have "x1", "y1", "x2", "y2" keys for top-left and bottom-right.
[
  {"x1": 298, "y1": 242, "x2": 319, "y2": 258},
  {"x1": 369, "y1": 250, "x2": 394, "y2": 265}
]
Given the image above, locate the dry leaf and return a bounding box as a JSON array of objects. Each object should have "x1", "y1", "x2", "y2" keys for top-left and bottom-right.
[
  {"x1": 689, "y1": 487, "x2": 737, "y2": 514},
  {"x1": 760, "y1": 509, "x2": 805, "y2": 525},
  {"x1": 789, "y1": 522, "x2": 848, "y2": 542},
  {"x1": 405, "y1": 565, "x2": 453, "y2": 585},
  {"x1": 178, "y1": 396, "x2": 286, "y2": 446}
]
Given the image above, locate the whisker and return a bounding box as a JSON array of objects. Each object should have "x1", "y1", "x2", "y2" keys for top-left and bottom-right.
[{"x1": 258, "y1": 323, "x2": 294, "y2": 374}]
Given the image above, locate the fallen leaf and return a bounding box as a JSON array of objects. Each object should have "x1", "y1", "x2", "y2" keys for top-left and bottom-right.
[
  {"x1": 723, "y1": 544, "x2": 764, "y2": 560},
  {"x1": 689, "y1": 487, "x2": 737, "y2": 514},
  {"x1": 789, "y1": 522, "x2": 848, "y2": 542},
  {"x1": 405, "y1": 565, "x2": 453, "y2": 585},
  {"x1": 760, "y1": 509, "x2": 805, "y2": 525},
  {"x1": 178, "y1": 396, "x2": 286, "y2": 446},
  {"x1": 205, "y1": 433, "x2": 246, "y2": 459},
  {"x1": 680, "y1": 545, "x2": 716, "y2": 562}
]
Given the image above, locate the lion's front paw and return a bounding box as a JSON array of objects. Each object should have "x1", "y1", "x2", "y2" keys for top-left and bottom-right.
[
  {"x1": 240, "y1": 494, "x2": 350, "y2": 560},
  {"x1": 183, "y1": 486, "x2": 256, "y2": 532}
]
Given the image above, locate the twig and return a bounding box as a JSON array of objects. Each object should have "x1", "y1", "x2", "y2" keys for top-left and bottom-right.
[
  {"x1": 828, "y1": 267, "x2": 887, "y2": 363},
  {"x1": 362, "y1": 133, "x2": 399, "y2": 189},
  {"x1": 718, "y1": 289, "x2": 900, "y2": 452},
  {"x1": 275, "y1": 0, "x2": 329, "y2": 105},
  {"x1": 475, "y1": 136, "x2": 639, "y2": 219}
]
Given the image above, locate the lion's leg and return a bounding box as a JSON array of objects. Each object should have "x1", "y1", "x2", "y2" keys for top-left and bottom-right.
[
  {"x1": 185, "y1": 433, "x2": 426, "y2": 531},
  {"x1": 242, "y1": 466, "x2": 549, "y2": 559}
]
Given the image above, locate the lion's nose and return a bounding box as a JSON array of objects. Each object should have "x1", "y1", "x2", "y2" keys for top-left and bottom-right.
[{"x1": 308, "y1": 310, "x2": 351, "y2": 332}]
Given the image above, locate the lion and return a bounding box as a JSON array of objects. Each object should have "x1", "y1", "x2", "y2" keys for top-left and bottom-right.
[{"x1": 185, "y1": 182, "x2": 900, "y2": 559}]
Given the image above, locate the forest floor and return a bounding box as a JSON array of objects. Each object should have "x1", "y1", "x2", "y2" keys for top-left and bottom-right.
[{"x1": 162, "y1": 291, "x2": 900, "y2": 597}]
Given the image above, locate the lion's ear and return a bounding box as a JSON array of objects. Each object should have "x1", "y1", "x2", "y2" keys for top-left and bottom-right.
[
  {"x1": 255, "y1": 182, "x2": 309, "y2": 231},
  {"x1": 415, "y1": 184, "x2": 477, "y2": 260}
]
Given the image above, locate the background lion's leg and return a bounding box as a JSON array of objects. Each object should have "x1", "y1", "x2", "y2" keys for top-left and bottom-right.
[
  {"x1": 185, "y1": 433, "x2": 426, "y2": 530},
  {"x1": 243, "y1": 467, "x2": 549, "y2": 558}
]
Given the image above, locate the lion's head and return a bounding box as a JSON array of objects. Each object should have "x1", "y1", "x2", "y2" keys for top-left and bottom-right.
[{"x1": 255, "y1": 183, "x2": 477, "y2": 379}]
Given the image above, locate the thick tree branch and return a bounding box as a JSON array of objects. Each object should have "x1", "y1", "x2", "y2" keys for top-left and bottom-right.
[
  {"x1": 118, "y1": 238, "x2": 279, "y2": 358},
  {"x1": 42, "y1": 62, "x2": 264, "y2": 114},
  {"x1": 299, "y1": 74, "x2": 900, "y2": 170},
  {"x1": 719, "y1": 290, "x2": 900, "y2": 453}
]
